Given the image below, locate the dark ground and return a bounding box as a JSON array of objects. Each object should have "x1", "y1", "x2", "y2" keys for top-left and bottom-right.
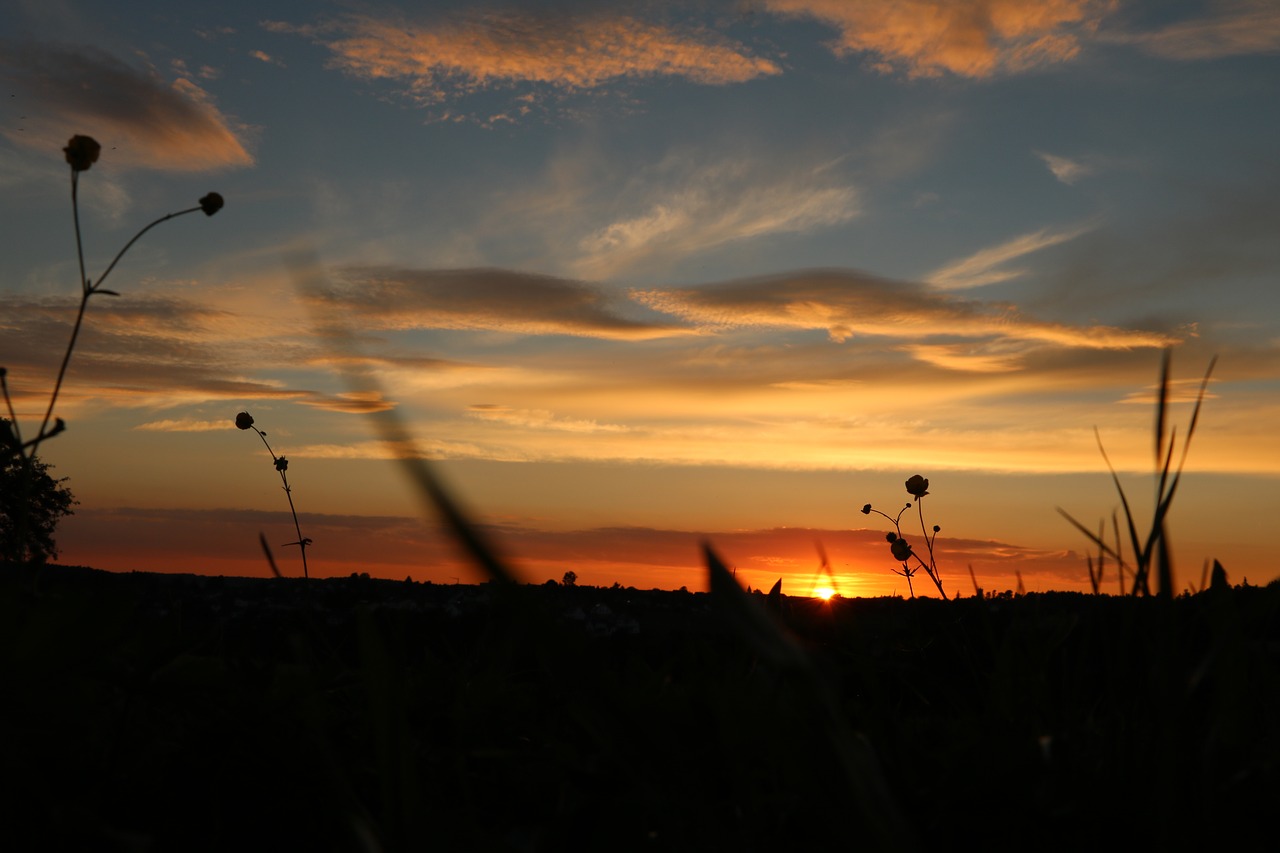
[{"x1": 3, "y1": 563, "x2": 1279, "y2": 851}]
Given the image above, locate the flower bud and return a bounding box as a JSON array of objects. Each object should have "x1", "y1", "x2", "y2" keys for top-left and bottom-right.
[
  {"x1": 275, "y1": 456, "x2": 289, "y2": 472},
  {"x1": 235, "y1": 412, "x2": 254, "y2": 430},
  {"x1": 905, "y1": 475, "x2": 930, "y2": 498},
  {"x1": 64, "y1": 135, "x2": 101, "y2": 171},
  {"x1": 861, "y1": 503, "x2": 872, "y2": 514},
  {"x1": 890, "y1": 538, "x2": 913, "y2": 562},
  {"x1": 199, "y1": 192, "x2": 224, "y2": 216}
]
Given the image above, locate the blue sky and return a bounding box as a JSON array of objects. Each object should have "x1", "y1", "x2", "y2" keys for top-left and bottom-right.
[{"x1": 2, "y1": 0, "x2": 1279, "y2": 594}]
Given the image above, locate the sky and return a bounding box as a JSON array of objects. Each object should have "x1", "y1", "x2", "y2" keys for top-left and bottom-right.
[{"x1": 2, "y1": 0, "x2": 1279, "y2": 597}]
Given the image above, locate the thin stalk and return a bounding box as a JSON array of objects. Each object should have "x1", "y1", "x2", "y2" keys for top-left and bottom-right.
[
  {"x1": 33, "y1": 170, "x2": 201, "y2": 456},
  {"x1": 250, "y1": 425, "x2": 310, "y2": 579}
]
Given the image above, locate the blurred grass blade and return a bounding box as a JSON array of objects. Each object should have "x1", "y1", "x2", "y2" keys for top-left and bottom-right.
[
  {"x1": 286, "y1": 249, "x2": 520, "y2": 586},
  {"x1": 259, "y1": 531, "x2": 283, "y2": 579},
  {"x1": 703, "y1": 541, "x2": 916, "y2": 850},
  {"x1": 705, "y1": 542, "x2": 805, "y2": 668}
]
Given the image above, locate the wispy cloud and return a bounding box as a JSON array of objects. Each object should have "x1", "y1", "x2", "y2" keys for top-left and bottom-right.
[
  {"x1": 1036, "y1": 151, "x2": 1093, "y2": 184},
  {"x1": 267, "y1": 9, "x2": 780, "y2": 111},
  {"x1": 310, "y1": 267, "x2": 695, "y2": 341},
  {"x1": 467, "y1": 404, "x2": 630, "y2": 434},
  {"x1": 1115, "y1": 0, "x2": 1280, "y2": 60},
  {"x1": 927, "y1": 222, "x2": 1095, "y2": 290},
  {"x1": 0, "y1": 42, "x2": 253, "y2": 171},
  {"x1": 134, "y1": 418, "x2": 231, "y2": 432},
  {"x1": 631, "y1": 268, "x2": 1178, "y2": 349},
  {"x1": 573, "y1": 158, "x2": 859, "y2": 278},
  {"x1": 764, "y1": 0, "x2": 1116, "y2": 78}
]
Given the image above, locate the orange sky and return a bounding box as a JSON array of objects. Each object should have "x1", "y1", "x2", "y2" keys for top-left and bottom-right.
[{"x1": 3, "y1": 1, "x2": 1280, "y2": 597}]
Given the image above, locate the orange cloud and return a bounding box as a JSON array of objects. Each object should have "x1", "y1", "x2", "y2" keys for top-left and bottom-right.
[
  {"x1": 272, "y1": 10, "x2": 780, "y2": 104},
  {"x1": 631, "y1": 269, "x2": 1181, "y2": 349},
  {"x1": 0, "y1": 43, "x2": 253, "y2": 171},
  {"x1": 311, "y1": 267, "x2": 695, "y2": 340},
  {"x1": 765, "y1": 0, "x2": 1115, "y2": 77}
]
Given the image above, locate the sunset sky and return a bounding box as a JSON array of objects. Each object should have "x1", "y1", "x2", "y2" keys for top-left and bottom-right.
[{"x1": 3, "y1": 0, "x2": 1279, "y2": 597}]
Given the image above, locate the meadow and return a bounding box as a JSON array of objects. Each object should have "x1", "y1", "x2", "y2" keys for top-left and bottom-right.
[
  {"x1": 4, "y1": 136, "x2": 1277, "y2": 851},
  {"x1": 2, "y1": 561, "x2": 1277, "y2": 851}
]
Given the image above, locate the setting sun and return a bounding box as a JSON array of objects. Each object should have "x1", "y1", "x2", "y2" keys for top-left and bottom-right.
[{"x1": 813, "y1": 586, "x2": 836, "y2": 600}]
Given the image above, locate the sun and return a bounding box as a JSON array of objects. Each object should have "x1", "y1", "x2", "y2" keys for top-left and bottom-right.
[{"x1": 813, "y1": 586, "x2": 836, "y2": 601}]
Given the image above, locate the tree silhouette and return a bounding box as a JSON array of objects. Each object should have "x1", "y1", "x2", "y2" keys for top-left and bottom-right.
[
  {"x1": 562, "y1": 570, "x2": 577, "y2": 587},
  {"x1": 1, "y1": 431, "x2": 77, "y2": 564}
]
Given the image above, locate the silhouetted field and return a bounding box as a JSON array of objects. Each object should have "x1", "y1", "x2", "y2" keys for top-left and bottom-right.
[{"x1": 3, "y1": 564, "x2": 1278, "y2": 852}]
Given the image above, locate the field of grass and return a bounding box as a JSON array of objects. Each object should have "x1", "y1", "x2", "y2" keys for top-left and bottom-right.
[
  {"x1": 5, "y1": 134, "x2": 1276, "y2": 853},
  {"x1": 3, "y1": 562, "x2": 1278, "y2": 852}
]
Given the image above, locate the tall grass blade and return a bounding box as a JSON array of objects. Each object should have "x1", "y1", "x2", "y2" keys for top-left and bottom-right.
[
  {"x1": 287, "y1": 250, "x2": 520, "y2": 586},
  {"x1": 703, "y1": 542, "x2": 916, "y2": 849},
  {"x1": 1091, "y1": 427, "x2": 1148, "y2": 594}
]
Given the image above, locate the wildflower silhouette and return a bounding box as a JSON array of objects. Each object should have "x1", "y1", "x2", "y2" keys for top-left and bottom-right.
[
  {"x1": 0, "y1": 135, "x2": 223, "y2": 564},
  {"x1": 235, "y1": 412, "x2": 311, "y2": 578},
  {"x1": 862, "y1": 474, "x2": 947, "y2": 599},
  {"x1": 1, "y1": 135, "x2": 227, "y2": 460}
]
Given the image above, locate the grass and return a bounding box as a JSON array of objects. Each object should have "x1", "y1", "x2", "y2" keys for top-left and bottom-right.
[
  {"x1": 4, "y1": 138, "x2": 1276, "y2": 851},
  {"x1": 1058, "y1": 348, "x2": 1217, "y2": 598}
]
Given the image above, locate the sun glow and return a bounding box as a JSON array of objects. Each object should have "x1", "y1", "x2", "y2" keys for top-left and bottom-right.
[{"x1": 813, "y1": 585, "x2": 836, "y2": 600}]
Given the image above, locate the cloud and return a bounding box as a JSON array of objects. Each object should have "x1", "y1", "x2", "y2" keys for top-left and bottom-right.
[
  {"x1": 0, "y1": 42, "x2": 253, "y2": 171},
  {"x1": 0, "y1": 293, "x2": 331, "y2": 413},
  {"x1": 268, "y1": 9, "x2": 780, "y2": 108},
  {"x1": 1117, "y1": 0, "x2": 1280, "y2": 60},
  {"x1": 467, "y1": 404, "x2": 630, "y2": 434},
  {"x1": 574, "y1": 161, "x2": 859, "y2": 278},
  {"x1": 309, "y1": 267, "x2": 695, "y2": 340},
  {"x1": 134, "y1": 418, "x2": 233, "y2": 432},
  {"x1": 1036, "y1": 151, "x2": 1093, "y2": 184},
  {"x1": 764, "y1": 0, "x2": 1116, "y2": 78},
  {"x1": 53, "y1": 506, "x2": 1093, "y2": 594},
  {"x1": 248, "y1": 49, "x2": 286, "y2": 67},
  {"x1": 927, "y1": 222, "x2": 1095, "y2": 290},
  {"x1": 630, "y1": 268, "x2": 1181, "y2": 349}
]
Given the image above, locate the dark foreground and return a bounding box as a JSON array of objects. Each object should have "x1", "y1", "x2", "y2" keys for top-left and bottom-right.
[{"x1": 3, "y1": 564, "x2": 1278, "y2": 852}]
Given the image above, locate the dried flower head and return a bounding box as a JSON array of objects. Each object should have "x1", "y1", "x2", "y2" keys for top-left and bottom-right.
[
  {"x1": 199, "y1": 192, "x2": 224, "y2": 216},
  {"x1": 905, "y1": 475, "x2": 930, "y2": 498},
  {"x1": 64, "y1": 135, "x2": 101, "y2": 172},
  {"x1": 274, "y1": 456, "x2": 289, "y2": 472},
  {"x1": 235, "y1": 412, "x2": 254, "y2": 430}
]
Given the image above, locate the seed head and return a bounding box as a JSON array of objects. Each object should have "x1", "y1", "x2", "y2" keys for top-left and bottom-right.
[
  {"x1": 64, "y1": 135, "x2": 101, "y2": 172},
  {"x1": 199, "y1": 192, "x2": 224, "y2": 216}
]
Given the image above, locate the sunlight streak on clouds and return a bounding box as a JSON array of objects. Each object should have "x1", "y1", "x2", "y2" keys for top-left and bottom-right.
[
  {"x1": 0, "y1": 42, "x2": 253, "y2": 171},
  {"x1": 632, "y1": 269, "x2": 1174, "y2": 349},
  {"x1": 311, "y1": 267, "x2": 695, "y2": 340},
  {"x1": 467, "y1": 405, "x2": 631, "y2": 434}
]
